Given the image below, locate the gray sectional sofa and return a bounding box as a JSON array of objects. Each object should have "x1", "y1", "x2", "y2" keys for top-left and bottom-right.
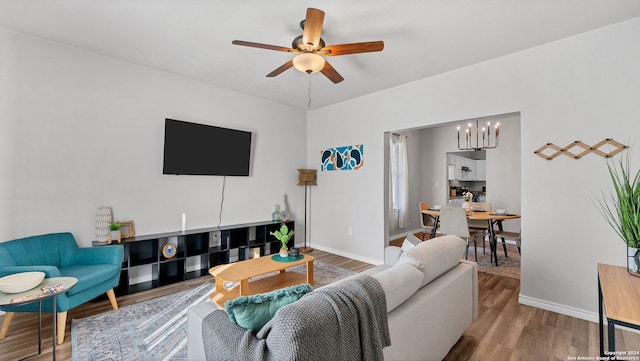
[{"x1": 188, "y1": 235, "x2": 478, "y2": 361}]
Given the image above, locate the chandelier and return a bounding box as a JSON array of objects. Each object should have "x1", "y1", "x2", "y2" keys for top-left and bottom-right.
[{"x1": 457, "y1": 120, "x2": 500, "y2": 151}]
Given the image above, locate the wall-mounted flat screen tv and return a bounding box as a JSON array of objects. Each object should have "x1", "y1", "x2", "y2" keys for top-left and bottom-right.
[{"x1": 163, "y1": 119, "x2": 252, "y2": 176}]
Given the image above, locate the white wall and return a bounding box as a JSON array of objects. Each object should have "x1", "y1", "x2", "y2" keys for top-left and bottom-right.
[
  {"x1": 0, "y1": 28, "x2": 308, "y2": 247},
  {"x1": 307, "y1": 18, "x2": 640, "y2": 319}
]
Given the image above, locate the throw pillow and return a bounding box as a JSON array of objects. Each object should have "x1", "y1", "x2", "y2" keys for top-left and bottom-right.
[
  {"x1": 400, "y1": 233, "x2": 422, "y2": 252},
  {"x1": 397, "y1": 235, "x2": 466, "y2": 288},
  {"x1": 224, "y1": 283, "x2": 313, "y2": 332}
]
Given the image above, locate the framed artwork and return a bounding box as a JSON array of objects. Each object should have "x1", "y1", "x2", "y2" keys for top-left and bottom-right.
[
  {"x1": 321, "y1": 144, "x2": 364, "y2": 171},
  {"x1": 120, "y1": 221, "x2": 135, "y2": 239}
]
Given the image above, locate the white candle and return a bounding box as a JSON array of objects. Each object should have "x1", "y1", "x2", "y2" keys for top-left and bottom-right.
[{"x1": 181, "y1": 213, "x2": 186, "y2": 231}]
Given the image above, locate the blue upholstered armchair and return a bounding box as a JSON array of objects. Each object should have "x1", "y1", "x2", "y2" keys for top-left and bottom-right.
[{"x1": 0, "y1": 232, "x2": 122, "y2": 344}]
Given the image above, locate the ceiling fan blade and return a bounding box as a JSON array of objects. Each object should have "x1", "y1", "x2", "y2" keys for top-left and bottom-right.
[
  {"x1": 320, "y1": 60, "x2": 344, "y2": 84},
  {"x1": 266, "y1": 60, "x2": 294, "y2": 77},
  {"x1": 302, "y1": 8, "x2": 325, "y2": 50},
  {"x1": 320, "y1": 41, "x2": 384, "y2": 56},
  {"x1": 232, "y1": 40, "x2": 298, "y2": 53}
]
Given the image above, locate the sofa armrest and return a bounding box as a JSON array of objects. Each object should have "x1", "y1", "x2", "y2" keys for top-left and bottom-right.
[
  {"x1": 188, "y1": 302, "x2": 220, "y2": 361},
  {"x1": 0, "y1": 265, "x2": 61, "y2": 278},
  {"x1": 194, "y1": 308, "x2": 264, "y2": 361},
  {"x1": 71, "y1": 245, "x2": 123, "y2": 266},
  {"x1": 460, "y1": 259, "x2": 479, "y2": 321},
  {"x1": 384, "y1": 246, "x2": 403, "y2": 266}
]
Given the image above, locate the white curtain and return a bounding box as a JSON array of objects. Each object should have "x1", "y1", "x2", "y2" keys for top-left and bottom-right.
[
  {"x1": 398, "y1": 136, "x2": 410, "y2": 228},
  {"x1": 390, "y1": 134, "x2": 410, "y2": 229}
]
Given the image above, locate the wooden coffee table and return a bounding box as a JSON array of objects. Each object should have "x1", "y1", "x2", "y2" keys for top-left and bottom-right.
[{"x1": 209, "y1": 254, "x2": 314, "y2": 308}]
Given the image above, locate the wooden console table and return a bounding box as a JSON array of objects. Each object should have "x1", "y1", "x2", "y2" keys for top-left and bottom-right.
[
  {"x1": 597, "y1": 263, "x2": 640, "y2": 357},
  {"x1": 209, "y1": 254, "x2": 314, "y2": 308}
]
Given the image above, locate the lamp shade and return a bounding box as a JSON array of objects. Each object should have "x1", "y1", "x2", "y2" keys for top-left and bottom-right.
[
  {"x1": 297, "y1": 169, "x2": 317, "y2": 186},
  {"x1": 292, "y1": 53, "x2": 325, "y2": 74}
]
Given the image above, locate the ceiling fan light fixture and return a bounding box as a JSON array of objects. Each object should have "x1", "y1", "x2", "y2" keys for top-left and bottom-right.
[{"x1": 293, "y1": 53, "x2": 325, "y2": 74}]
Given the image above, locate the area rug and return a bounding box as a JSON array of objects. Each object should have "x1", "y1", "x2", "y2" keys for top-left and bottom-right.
[
  {"x1": 71, "y1": 260, "x2": 355, "y2": 361},
  {"x1": 472, "y1": 243, "x2": 520, "y2": 279}
]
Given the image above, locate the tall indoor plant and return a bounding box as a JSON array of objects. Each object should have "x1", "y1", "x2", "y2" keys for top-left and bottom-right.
[{"x1": 595, "y1": 151, "x2": 640, "y2": 273}]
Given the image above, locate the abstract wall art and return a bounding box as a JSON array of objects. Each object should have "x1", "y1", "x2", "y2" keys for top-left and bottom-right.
[{"x1": 320, "y1": 144, "x2": 364, "y2": 171}]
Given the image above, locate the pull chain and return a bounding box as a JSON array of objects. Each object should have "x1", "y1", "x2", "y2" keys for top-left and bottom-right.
[{"x1": 307, "y1": 74, "x2": 312, "y2": 108}]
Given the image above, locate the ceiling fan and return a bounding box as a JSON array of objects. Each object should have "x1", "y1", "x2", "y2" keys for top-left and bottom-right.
[{"x1": 232, "y1": 8, "x2": 384, "y2": 84}]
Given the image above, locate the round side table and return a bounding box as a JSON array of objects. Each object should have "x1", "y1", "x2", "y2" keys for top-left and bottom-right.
[{"x1": 0, "y1": 276, "x2": 77, "y2": 361}]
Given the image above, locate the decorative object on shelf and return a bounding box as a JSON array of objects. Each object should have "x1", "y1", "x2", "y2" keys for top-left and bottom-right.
[
  {"x1": 272, "y1": 204, "x2": 281, "y2": 221},
  {"x1": 534, "y1": 138, "x2": 627, "y2": 161},
  {"x1": 270, "y1": 223, "x2": 295, "y2": 257},
  {"x1": 321, "y1": 144, "x2": 364, "y2": 171},
  {"x1": 119, "y1": 221, "x2": 135, "y2": 239},
  {"x1": 297, "y1": 168, "x2": 318, "y2": 253},
  {"x1": 96, "y1": 207, "x2": 113, "y2": 243},
  {"x1": 457, "y1": 120, "x2": 499, "y2": 151},
  {"x1": 162, "y1": 243, "x2": 177, "y2": 259},
  {"x1": 109, "y1": 223, "x2": 122, "y2": 244},
  {"x1": 279, "y1": 210, "x2": 290, "y2": 222},
  {"x1": 0, "y1": 271, "x2": 45, "y2": 294},
  {"x1": 594, "y1": 150, "x2": 640, "y2": 277}
]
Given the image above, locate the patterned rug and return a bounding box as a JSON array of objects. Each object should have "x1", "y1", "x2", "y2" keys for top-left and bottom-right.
[
  {"x1": 71, "y1": 260, "x2": 355, "y2": 361},
  {"x1": 471, "y1": 242, "x2": 521, "y2": 279}
]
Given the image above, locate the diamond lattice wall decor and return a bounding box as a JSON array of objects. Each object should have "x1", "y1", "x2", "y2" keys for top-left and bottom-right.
[{"x1": 534, "y1": 139, "x2": 627, "y2": 160}]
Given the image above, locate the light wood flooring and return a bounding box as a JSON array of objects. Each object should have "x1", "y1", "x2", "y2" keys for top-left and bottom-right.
[{"x1": 1, "y1": 248, "x2": 639, "y2": 360}]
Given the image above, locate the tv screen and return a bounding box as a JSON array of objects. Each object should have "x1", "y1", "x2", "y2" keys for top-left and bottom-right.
[{"x1": 163, "y1": 119, "x2": 252, "y2": 176}]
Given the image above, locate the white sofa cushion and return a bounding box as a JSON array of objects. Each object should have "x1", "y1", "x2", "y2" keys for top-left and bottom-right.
[
  {"x1": 371, "y1": 263, "x2": 424, "y2": 312},
  {"x1": 397, "y1": 235, "x2": 466, "y2": 288}
]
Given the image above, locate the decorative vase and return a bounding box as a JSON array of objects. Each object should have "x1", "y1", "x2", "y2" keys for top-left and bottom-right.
[
  {"x1": 628, "y1": 246, "x2": 640, "y2": 275},
  {"x1": 96, "y1": 207, "x2": 112, "y2": 243},
  {"x1": 279, "y1": 248, "x2": 288, "y2": 258},
  {"x1": 462, "y1": 201, "x2": 471, "y2": 211}
]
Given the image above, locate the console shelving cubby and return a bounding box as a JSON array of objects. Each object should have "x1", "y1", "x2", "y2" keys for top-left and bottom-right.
[{"x1": 93, "y1": 220, "x2": 294, "y2": 295}]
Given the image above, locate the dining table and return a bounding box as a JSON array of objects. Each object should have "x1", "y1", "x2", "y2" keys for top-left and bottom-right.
[{"x1": 421, "y1": 208, "x2": 521, "y2": 266}]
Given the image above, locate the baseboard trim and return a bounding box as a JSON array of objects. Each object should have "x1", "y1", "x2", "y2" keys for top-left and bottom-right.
[
  {"x1": 309, "y1": 244, "x2": 383, "y2": 266},
  {"x1": 518, "y1": 294, "x2": 598, "y2": 323}
]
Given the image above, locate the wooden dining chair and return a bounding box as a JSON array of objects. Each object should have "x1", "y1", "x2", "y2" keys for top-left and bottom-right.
[
  {"x1": 418, "y1": 201, "x2": 438, "y2": 240},
  {"x1": 468, "y1": 202, "x2": 491, "y2": 253},
  {"x1": 439, "y1": 207, "x2": 483, "y2": 261}
]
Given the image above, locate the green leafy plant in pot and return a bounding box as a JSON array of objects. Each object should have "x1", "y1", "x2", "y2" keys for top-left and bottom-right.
[
  {"x1": 270, "y1": 223, "x2": 294, "y2": 257},
  {"x1": 595, "y1": 151, "x2": 640, "y2": 274}
]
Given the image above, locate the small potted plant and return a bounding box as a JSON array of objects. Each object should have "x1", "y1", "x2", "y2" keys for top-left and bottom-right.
[
  {"x1": 110, "y1": 222, "x2": 122, "y2": 244},
  {"x1": 595, "y1": 151, "x2": 640, "y2": 273},
  {"x1": 270, "y1": 223, "x2": 294, "y2": 257}
]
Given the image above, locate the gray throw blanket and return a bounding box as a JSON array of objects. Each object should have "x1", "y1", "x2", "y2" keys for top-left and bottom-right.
[{"x1": 202, "y1": 274, "x2": 390, "y2": 361}]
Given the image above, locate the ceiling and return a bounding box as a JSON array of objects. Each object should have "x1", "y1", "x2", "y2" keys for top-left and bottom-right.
[{"x1": 1, "y1": 1, "x2": 639, "y2": 110}]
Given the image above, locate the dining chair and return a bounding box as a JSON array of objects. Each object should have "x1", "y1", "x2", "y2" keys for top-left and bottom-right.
[
  {"x1": 438, "y1": 207, "x2": 483, "y2": 261},
  {"x1": 493, "y1": 230, "x2": 521, "y2": 255},
  {"x1": 418, "y1": 201, "x2": 439, "y2": 240},
  {"x1": 468, "y1": 202, "x2": 491, "y2": 253}
]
